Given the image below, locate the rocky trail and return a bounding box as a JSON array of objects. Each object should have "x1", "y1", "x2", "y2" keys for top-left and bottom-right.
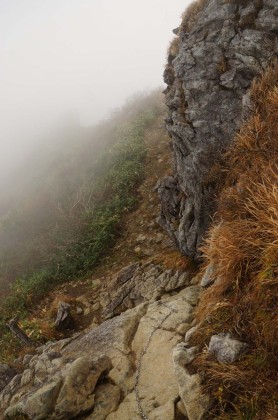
[{"x1": 0, "y1": 116, "x2": 207, "y2": 419}]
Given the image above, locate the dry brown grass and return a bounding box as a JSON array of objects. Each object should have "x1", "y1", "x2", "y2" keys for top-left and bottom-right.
[
  {"x1": 167, "y1": 37, "x2": 180, "y2": 60},
  {"x1": 153, "y1": 250, "x2": 195, "y2": 271},
  {"x1": 180, "y1": 0, "x2": 208, "y2": 33},
  {"x1": 193, "y1": 62, "x2": 278, "y2": 418}
]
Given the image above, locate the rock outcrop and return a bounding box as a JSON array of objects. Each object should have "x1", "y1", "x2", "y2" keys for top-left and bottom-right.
[
  {"x1": 0, "y1": 263, "x2": 206, "y2": 420},
  {"x1": 160, "y1": 0, "x2": 278, "y2": 259}
]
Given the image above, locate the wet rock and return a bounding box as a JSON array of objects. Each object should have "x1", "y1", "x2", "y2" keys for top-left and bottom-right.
[{"x1": 209, "y1": 333, "x2": 248, "y2": 364}]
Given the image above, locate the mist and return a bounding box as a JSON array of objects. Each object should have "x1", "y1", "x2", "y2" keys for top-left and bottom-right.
[{"x1": 0, "y1": 0, "x2": 191, "y2": 183}]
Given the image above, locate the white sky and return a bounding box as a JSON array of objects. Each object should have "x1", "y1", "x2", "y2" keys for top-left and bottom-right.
[{"x1": 0, "y1": 0, "x2": 191, "y2": 178}]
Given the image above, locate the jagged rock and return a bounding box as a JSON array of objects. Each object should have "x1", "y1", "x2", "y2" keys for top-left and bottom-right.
[
  {"x1": 0, "y1": 365, "x2": 16, "y2": 393},
  {"x1": 55, "y1": 301, "x2": 72, "y2": 330},
  {"x1": 103, "y1": 263, "x2": 193, "y2": 319},
  {"x1": 0, "y1": 267, "x2": 202, "y2": 420},
  {"x1": 173, "y1": 343, "x2": 198, "y2": 365},
  {"x1": 160, "y1": 0, "x2": 278, "y2": 259},
  {"x1": 208, "y1": 333, "x2": 248, "y2": 363},
  {"x1": 54, "y1": 355, "x2": 111, "y2": 418},
  {"x1": 23, "y1": 354, "x2": 33, "y2": 367},
  {"x1": 5, "y1": 377, "x2": 63, "y2": 419},
  {"x1": 173, "y1": 344, "x2": 209, "y2": 420}
]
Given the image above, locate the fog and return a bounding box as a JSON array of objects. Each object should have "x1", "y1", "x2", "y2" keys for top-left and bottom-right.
[{"x1": 0, "y1": 0, "x2": 191, "y2": 182}]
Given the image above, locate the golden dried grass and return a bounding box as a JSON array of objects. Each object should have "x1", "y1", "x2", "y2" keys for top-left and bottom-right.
[
  {"x1": 167, "y1": 37, "x2": 180, "y2": 59},
  {"x1": 180, "y1": 0, "x2": 208, "y2": 33},
  {"x1": 194, "y1": 61, "x2": 278, "y2": 417}
]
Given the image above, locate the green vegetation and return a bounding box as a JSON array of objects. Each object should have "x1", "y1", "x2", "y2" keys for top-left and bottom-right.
[{"x1": 0, "y1": 91, "x2": 163, "y2": 360}]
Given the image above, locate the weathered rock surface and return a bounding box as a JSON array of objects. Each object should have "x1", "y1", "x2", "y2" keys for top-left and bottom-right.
[
  {"x1": 0, "y1": 264, "x2": 203, "y2": 419},
  {"x1": 4, "y1": 354, "x2": 112, "y2": 419},
  {"x1": 208, "y1": 333, "x2": 248, "y2": 364},
  {"x1": 173, "y1": 343, "x2": 209, "y2": 420},
  {"x1": 102, "y1": 261, "x2": 193, "y2": 319},
  {"x1": 160, "y1": 0, "x2": 278, "y2": 259}
]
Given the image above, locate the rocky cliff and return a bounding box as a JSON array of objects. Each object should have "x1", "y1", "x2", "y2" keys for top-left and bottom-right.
[
  {"x1": 0, "y1": 1, "x2": 278, "y2": 419},
  {"x1": 159, "y1": 0, "x2": 278, "y2": 259}
]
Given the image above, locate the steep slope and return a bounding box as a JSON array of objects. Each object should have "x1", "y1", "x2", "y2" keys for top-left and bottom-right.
[{"x1": 0, "y1": 105, "x2": 205, "y2": 420}]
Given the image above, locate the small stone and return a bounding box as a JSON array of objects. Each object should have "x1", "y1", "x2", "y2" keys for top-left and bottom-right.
[
  {"x1": 20, "y1": 369, "x2": 33, "y2": 387},
  {"x1": 92, "y1": 302, "x2": 100, "y2": 311},
  {"x1": 91, "y1": 279, "x2": 101, "y2": 290},
  {"x1": 209, "y1": 333, "x2": 248, "y2": 364},
  {"x1": 200, "y1": 265, "x2": 216, "y2": 288},
  {"x1": 84, "y1": 307, "x2": 90, "y2": 316},
  {"x1": 136, "y1": 234, "x2": 147, "y2": 243},
  {"x1": 173, "y1": 343, "x2": 198, "y2": 366},
  {"x1": 176, "y1": 323, "x2": 191, "y2": 335},
  {"x1": 54, "y1": 301, "x2": 72, "y2": 330},
  {"x1": 155, "y1": 233, "x2": 164, "y2": 243},
  {"x1": 142, "y1": 248, "x2": 154, "y2": 257},
  {"x1": 134, "y1": 246, "x2": 142, "y2": 254},
  {"x1": 76, "y1": 307, "x2": 83, "y2": 315}
]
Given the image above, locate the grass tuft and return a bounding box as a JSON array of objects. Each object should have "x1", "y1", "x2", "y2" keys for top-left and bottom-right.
[
  {"x1": 180, "y1": 0, "x2": 208, "y2": 33},
  {"x1": 193, "y1": 61, "x2": 278, "y2": 418}
]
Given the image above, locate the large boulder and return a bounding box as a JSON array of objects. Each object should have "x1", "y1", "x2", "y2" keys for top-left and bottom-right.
[{"x1": 160, "y1": 0, "x2": 278, "y2": 259}]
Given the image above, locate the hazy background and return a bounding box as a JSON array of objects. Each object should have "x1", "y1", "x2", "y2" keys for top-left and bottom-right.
[{"x1": 0, "y1": 0, "x2": 191, "y2": 182}]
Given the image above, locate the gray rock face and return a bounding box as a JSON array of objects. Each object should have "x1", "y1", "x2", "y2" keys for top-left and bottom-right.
[
  {"x1": 160, "y1": 0, "x2": 278, "y2": 259},
  {"x1": 102, "y1": 261, "x2": 193, "y2": 319},
  {"x1": 209, "y1": 333, "x2": 248, "y2": 363}
]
